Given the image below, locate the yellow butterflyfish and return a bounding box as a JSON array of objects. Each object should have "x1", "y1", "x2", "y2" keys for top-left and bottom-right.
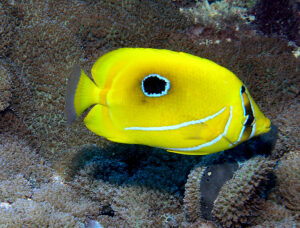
[{"x1": 65, "y1": 48, "x2": 271, "y2": 155}]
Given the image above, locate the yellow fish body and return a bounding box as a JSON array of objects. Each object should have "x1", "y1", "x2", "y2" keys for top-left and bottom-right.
[{"x1": 65, "y1": 48, "x2": 271, "y2": 155}]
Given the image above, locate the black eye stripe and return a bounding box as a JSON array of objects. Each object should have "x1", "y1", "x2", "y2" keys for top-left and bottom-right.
[
  {"x1": 241, "y1": 86, "x2": 254, "y2": 126},
  {"x1": 241, "y1": 85, "x2": 246, "y2": 93},
  {"x1": 244, "y1": 113, "x2": 254, "y2": 126}
]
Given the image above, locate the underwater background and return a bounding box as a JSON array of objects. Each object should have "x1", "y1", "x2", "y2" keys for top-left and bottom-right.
[{"x1": 0, "y1": 0, "x2": 299, "y2": 227}]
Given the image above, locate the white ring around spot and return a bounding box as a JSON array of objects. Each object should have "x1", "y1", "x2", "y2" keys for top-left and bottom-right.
[{"x1": 141, "y1": 74, "x2": 170, "y2": 97}]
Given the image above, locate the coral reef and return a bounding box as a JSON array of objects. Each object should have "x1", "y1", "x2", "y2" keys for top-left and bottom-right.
[
  {"x1": 251, "y1": 200, "x2": 296, "y2": 226},
  {"x1": 0, "y1": 132, "x2": 52, "y2": 184},
  {"x1": 0, "y1": 199, "x2": 83, "y2": 227},
  {"x1": 0, "y1": 1, "x2": 18, "y2": 58},
  {"x1": 0, "y1": 63, "x2": 12, "y2": 111},
  {"x1": 0, "y1": 0, "x2": 299, "y2": 226},
  {"x1": 6, "y1": 0, "x2": 193, "y2": 165},
  {"x1": 71, "y1": 167, "x2": 203, "y2": 227},
  {"x1": 274, "y1": 150, "x2": 300, "y2": 219},
  {"x1": 251, "y1": 218, "x2": 299, "y2": 228},
  {"x1": 183, "y1": 156, "x2": 276, "y2": 227},
  {"x1": 0, "y1": 131, "x2": 101, "y2": 226},
  {"x1": 64, "y1": 144, "x2": 203, "y2": 195},
  {"x1": 180, "y1": 0, "x2": 251, "y2": 31},
  {"x1": 184, "y1": 165, "x2": 206, "y2": 222},
  {"x1": 252, "y1": 0, "x2": 300, "y2": 45},
  {"x1": 3, "y1": 0, "x2": 297, "y2": 163},
  {"x1": 212, "y1": 156, "x2": 275, "y2": 227}
]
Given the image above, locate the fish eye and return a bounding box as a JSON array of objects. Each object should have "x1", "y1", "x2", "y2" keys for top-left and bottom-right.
[
  {"x1": 141, "y1": 74, "x2": 170, "y2": 97},
  {"x1": 241, "y1": 85, "x2": 255, "y2": 127},
  {"x1": 241, "y1": 85, "x2": 246, "y2": 93}
]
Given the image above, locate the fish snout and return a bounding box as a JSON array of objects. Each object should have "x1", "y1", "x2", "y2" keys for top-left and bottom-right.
[{"x1": 256, "y1": 117, "x2": 271, "y2": 135}]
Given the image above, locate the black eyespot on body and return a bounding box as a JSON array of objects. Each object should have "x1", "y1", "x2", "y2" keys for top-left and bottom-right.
[{"x1": 142, "y1": 74, "x2": 170, "y2": 97}]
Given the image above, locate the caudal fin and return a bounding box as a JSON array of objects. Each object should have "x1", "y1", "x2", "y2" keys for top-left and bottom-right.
[{"x1": 65, "y1": 65, "x2": 101, "y2": 124}]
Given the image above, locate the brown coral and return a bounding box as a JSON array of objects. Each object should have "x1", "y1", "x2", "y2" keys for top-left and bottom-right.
[
  {"x1": 0, "y1": 131, "x2": 103, "y2": 226},
  {"x1": 0, "y1": 63, "x2": 12, "y2": 111},
  {"x1": 10, "y1": 15, "x2": 101, "y2": 161},
  {"x1": 212, "y1": 156, "x2": 275, "y2": 227},
  {"x1": 252, "y1": 0, "x2": 300, "y2": 45},
  {"x1": 32, "y1": 182, "x2": 100, "y2": 221},
  {"x1": 0, "y1": 199, "x2": 83, "y2": 227},
  {"x1": 274, "y1": 150, "x2": 300, "y2": 217},
  {"x1": 0, "y1": 1, "x2": 18, "y2": 58},
  {"x1": 71, "y1": 162, "x2": 186, "y2": 227},
  {"x1": 0, "y1": 132, "x2": 52, "y2": 183},
  {"x1": 183, "y1": 165, "x2": 206, "y2": 222},
  {"x1": 8, "y1": 0, "x2": 192, "y2": 165},
  {"x1": 1, "y1": 0, "x2": 299, "y2": 226},
  {"x1": 182, "y1": 156, "x2": 277, "y2": 227},
  {"x1": 6, "y1": 0, "x2": 298, "y2": 165},
  {"x1": 251, "y1": 200, "x2": 295, "y2": 226},
  {"x1": 0, "y1": 174, "x2": 32, "y2": 203}
]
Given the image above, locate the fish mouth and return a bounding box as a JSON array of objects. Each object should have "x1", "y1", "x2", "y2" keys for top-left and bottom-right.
[{"x1": 261, "y1": 117, "x2": 271, "y2": 134}]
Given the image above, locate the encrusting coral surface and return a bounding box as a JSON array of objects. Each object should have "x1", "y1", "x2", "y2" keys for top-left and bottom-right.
[
  {"x1": 274, "y1": 150, "x2": 300, "y2": 218},
  {"x1": 0, "y1": 63, "x2": 12, "y2": 111}
]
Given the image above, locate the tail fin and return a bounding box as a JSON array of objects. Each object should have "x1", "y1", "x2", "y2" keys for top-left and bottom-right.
[{"x1": 65, "y1": 65, "x2": 101, "y2": 124}]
